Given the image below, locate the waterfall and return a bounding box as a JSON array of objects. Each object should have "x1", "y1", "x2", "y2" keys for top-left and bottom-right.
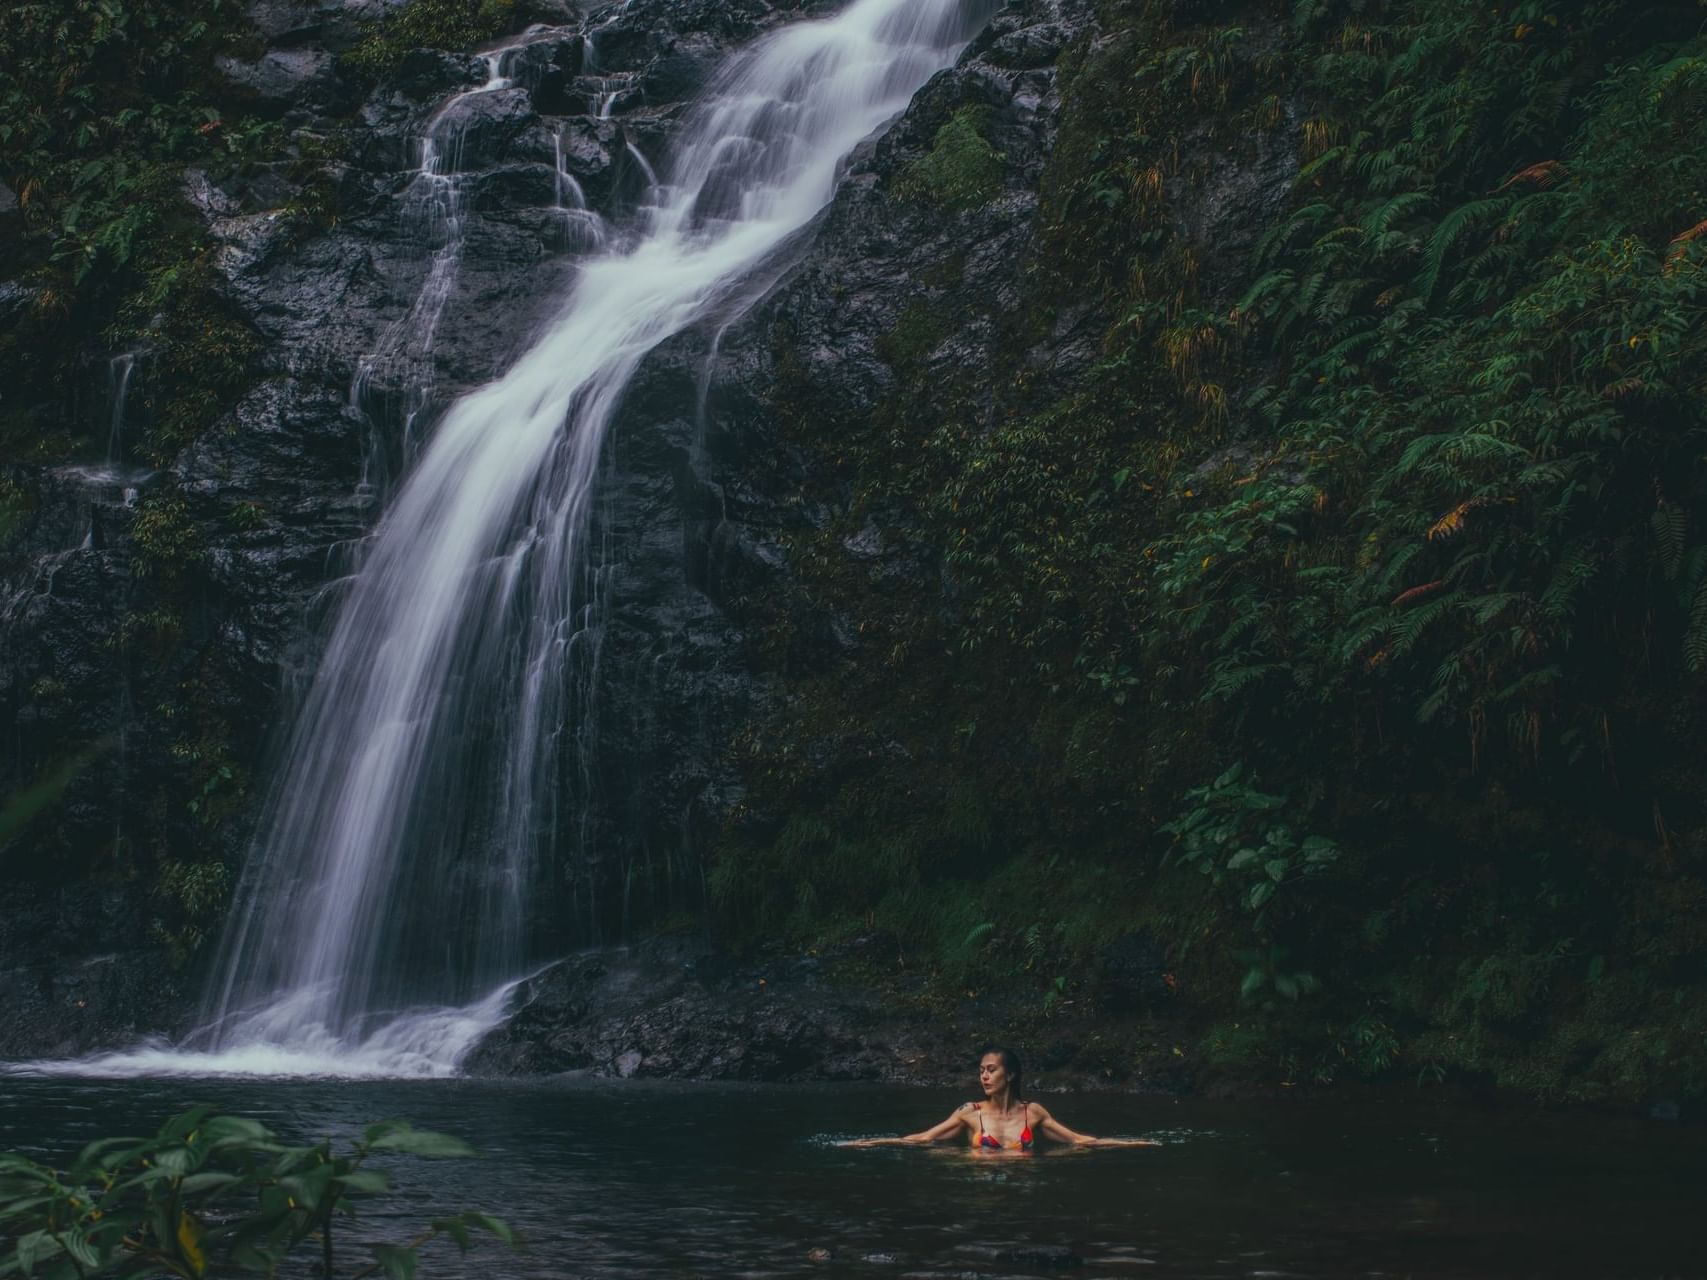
[
  {"x1": 107, "y1": 352, "x2": 135, "y2": 466},
  {"x1": 24, "y1": 0, "x2": 992, "y2": 1079}
]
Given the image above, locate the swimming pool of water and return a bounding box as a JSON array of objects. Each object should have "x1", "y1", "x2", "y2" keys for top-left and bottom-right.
[{"x1": 0, "y1": 1078, "x2": 1696, "y2": 1277}]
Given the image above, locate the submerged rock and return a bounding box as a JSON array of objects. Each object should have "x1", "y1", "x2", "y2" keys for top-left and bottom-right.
[{"x1": 999, "y1": 1244, "x2": 1083, "y2": 1269}]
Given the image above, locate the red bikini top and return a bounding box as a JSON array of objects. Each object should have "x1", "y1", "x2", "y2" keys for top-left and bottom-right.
[{"x1": 973, "y1": 1102, "x2": 1033, "y2": 1150}]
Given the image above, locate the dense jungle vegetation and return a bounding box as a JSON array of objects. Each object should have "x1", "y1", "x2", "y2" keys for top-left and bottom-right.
[{"x1": 718, "y1": 0, "x2": 1707, "y2": 1102}]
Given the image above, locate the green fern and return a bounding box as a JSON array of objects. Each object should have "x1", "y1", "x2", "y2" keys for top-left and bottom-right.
[
  {"x1": 1651, "y1": 505, "x2": 1687, "y2": 579},
  {"x1": 1416, "y1": 197, "x2": 1512, "y2": 301},
  {"x1": 1681, "y1": 584, "x2": 1707, "y2": 672}
]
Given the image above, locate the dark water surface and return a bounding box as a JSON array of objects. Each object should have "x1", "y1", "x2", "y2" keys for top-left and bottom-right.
[{"x1": 0, "y1": 1078, "x2": 1699, "y2": 1278}]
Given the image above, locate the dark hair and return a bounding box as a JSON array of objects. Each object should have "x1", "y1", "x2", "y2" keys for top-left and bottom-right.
[{"x1": 976, "y1": 1043, "x2": 1024, "y2": 1095}]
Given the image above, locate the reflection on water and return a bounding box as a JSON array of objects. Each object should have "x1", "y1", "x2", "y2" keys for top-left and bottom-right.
[{"x1": 0, "y1": 1080, "x2": 1698, "y2": 1278}]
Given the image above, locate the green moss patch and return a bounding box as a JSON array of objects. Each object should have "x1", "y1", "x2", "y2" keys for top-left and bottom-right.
[{"x1": 892, "y1": 106, "x2": 1003, "y2": 211}]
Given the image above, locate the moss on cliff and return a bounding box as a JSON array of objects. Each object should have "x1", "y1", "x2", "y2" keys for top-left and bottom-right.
[
  {"x1": 892, "y1": 106, "x2": 1004, "y2": 211},
  {"x1": 341, "y1": 0, "x2": 524, "y2": 82}
]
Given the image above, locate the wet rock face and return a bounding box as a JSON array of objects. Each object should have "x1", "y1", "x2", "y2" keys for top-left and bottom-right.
[
  {"x1": 568, "y1": 0, "x2": 1108, "y2": 930},
  {"x1": 0, "y1": 886, "x2": 191, "y2": 1060},
  {"x1": 463, "y1": 933, "x2": 1197, "y2": 1090},
  {"x1": 217, "y1": 48, "x2": 356, "y2": 114},
  {"x1": 462, "y1": 945, "x2": 889, "y2": 1080}
]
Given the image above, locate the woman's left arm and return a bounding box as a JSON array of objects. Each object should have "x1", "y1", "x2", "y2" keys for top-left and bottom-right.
[{"x1": 1031, "y1": 1103, "x2": 1158, "y2": 1148}]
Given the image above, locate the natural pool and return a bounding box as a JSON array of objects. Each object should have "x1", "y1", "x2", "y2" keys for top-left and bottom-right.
[{"x1": 0, "y1": 1077, "x2": 1698, "y2": 1278}]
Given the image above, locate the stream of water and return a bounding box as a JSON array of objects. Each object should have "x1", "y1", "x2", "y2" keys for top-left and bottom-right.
[{"x1": 0, "y1": 1080, "x2": 1696, "y2": 1278}]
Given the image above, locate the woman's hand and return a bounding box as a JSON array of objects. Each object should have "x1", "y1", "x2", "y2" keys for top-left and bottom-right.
[{"x1": 1082, "y1": 1136, "x2": 1161, "y2": 1148}]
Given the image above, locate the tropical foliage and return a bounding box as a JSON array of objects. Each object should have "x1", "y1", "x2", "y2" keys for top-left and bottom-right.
[
  {"x1": 0, "y1": 0, "x2": 268, "y2": 465},
  {"x1": 721, "y1": 0, "x2": 1707, "y2": 1100},
  {"x1": 0, "y1": 1109, "x2": 513, "y2": 1280}
]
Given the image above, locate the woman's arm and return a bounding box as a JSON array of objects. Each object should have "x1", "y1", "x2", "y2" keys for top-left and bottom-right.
[
  {"x1": 844, "y1": 1104, "x2": 974, "y2": 1147},
  {"x1": 1031, "y1": 1103, "x2": 1159, "y2": 1148}
]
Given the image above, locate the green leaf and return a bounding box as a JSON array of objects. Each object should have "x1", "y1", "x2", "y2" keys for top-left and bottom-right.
[
  {"x1": 464, "y1": 1213, "x2": 516, "y2": 1246},
  {"x1": 111, "y1": 1166, "x2": 176, "y2": 1194},
  {"x1": 370, "y1": 1244, "x2": 418, "y2": 1280},
  {"x1": 432, "y1": 1216, "x2": 472, "y2": 1252},
  {"x1": 15, "y1": 1230, "x2": 48, "y2": 1273},
  {"x1": 361, "y1": 1121, "x2": 409, "y2": 1146},
  {"x1": 1248, "y1": 881, "x2": 1275, "y2": 911},
  {"x1": 1226, "y1": 848, "x2": 1259, "y2": 871},
  {"x1": 338, "y1": 1170, "x2": 389, "y2": 1195},
  {"x1": 178, "y1": 1171, "x2": 242, "y2": 1195},
  {"x1": 160, "y1": 1109, "x2": 212, "y2": 1143},
  {"x1": 152, "y1": 1145, "x2": 199, "y2": 1177},
  {"x1": 1265, "y1": 858, "x2": 1289, "y2": 883},
  {"x1": 367, "y1": 1127, "x2": 475, "y2": 1159},
  {"x1": 73, "y1": 1136, "x2": 140, "y2": 1168},
  {"x1": 201, "y1": 1116, "x2": 271, "y2": 1147},
  {"x1": 279, "y1": 1162, "x2": 334, "y2": 1212},
  {"x1": 1300, "y1": 836, "x2": 1339, "y2": 864},
  {"x1": 1213, "y1": 762, "x2": 1245, "y2": 788},
  {"x1": 61, "y1": 1228, "x2": 102, "y2": 1271}
]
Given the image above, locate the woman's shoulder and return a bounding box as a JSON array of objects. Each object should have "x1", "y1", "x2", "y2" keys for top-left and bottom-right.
[
  {"x1": 957, "y1": 1101, "x2": 981, "y2": 1112},
  {"x1": 1024, "y1": 1099, "x2": 1051, "y2": 1119}
]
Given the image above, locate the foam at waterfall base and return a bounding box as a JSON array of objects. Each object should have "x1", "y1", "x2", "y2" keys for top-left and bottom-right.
[{"x1": 1, "y1": 977, "x2": 525, "y2": 1080}]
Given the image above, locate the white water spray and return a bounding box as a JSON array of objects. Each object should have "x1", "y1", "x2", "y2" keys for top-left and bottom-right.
[{"x1": 21, "y1": 0, "x2": 992, "y2": 1079}]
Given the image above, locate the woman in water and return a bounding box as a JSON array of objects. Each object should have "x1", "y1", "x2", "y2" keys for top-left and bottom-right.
[{"x1": 846, "y1": 1045, "x2": 1159, "y2": 1150}]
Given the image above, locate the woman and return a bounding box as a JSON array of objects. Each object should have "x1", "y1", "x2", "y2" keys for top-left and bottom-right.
[{"x1": 846, "y1": 1045, "x2": 1159, "y2": 1150}]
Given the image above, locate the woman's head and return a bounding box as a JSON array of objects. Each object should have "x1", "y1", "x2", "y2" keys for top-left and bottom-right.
[{"x1": 976, "y1": 1043, "x2": 1023, "y2": 1100}]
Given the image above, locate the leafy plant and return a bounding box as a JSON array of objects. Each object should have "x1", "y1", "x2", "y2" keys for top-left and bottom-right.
[
  {"x1": 1160, "y1": 764, "x2": 1340, "y2": 916},
  {"x1": 0, "y1": 1109, "x2": 515, "y2": 1280},
  {"x1": 1234, "y1": 946, "x2": 1320, "y2": 1004}
]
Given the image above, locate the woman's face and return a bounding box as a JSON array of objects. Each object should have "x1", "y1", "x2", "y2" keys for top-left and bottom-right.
[{"x1": 978, "y1": 1052, "x2": 1008, "y2": 1096}]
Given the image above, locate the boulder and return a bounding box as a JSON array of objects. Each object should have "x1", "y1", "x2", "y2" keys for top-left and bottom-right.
[{"x1": 216, "y1": 48, "x2": 355, "y2": 114}]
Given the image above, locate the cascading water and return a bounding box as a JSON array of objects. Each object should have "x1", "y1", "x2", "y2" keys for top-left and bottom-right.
[
  {"x1": 106, "y1": 352, "x2": 135, "y2": 466},
  {"x1": 353, "y1": 36, "x2": 537, "y2": 451},
  {"x1": 28, "y1": 0, "x2": 994, "y2": 1078}
]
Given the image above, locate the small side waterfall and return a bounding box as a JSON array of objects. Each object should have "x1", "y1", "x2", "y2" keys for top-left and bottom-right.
[
  {"x1": 34, "y1": 0, "x2": 992, "y2": 1079},
  {"x1": 106, "y1": 352, "x2": 135, "y2": 465},
  {"x1": 353, "y1": 31, "x2": 564, "y2": 452}
]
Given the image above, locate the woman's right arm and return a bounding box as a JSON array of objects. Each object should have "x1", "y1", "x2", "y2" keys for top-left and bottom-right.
[{"x1": 844, "y1": 1106, "x2": 970, "y2": 1147}]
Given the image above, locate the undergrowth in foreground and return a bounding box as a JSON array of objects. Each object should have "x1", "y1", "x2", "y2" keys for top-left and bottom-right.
[{"x1": 0, "y1": 1108, "x2": 514, "y2": 1279}]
